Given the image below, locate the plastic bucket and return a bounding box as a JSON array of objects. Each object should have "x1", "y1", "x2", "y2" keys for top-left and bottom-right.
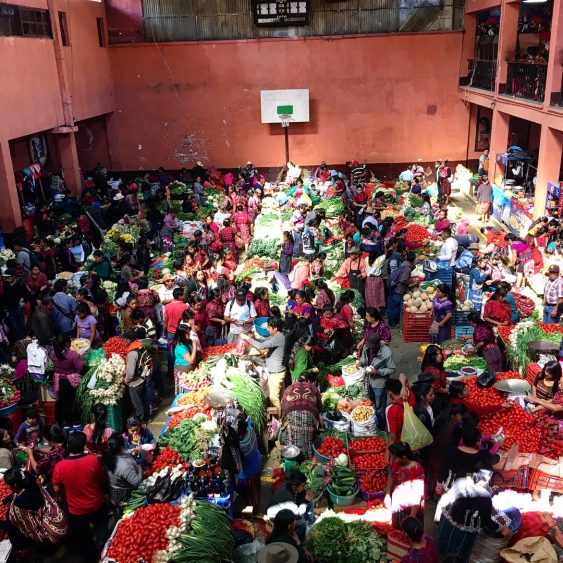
[
  {"x1": 253, "y1": 318, "x2": 270, "y2": 338},
  {"x1": 327, "y1": 484, "x2": 359, "y2": 506}
]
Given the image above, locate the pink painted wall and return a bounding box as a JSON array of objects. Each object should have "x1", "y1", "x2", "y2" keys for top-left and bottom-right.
[
  {"x1": 0, "y1": 37, "x2": 64, "y2": 140},
  {"x1": 108, "y1": 32, "x2": 470, "y2": 170},
  {"x1": 56, "y1": 0, "x2": 114, "y2": 121}
]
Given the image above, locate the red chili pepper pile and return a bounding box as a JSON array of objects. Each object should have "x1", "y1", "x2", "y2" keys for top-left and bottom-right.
[
  {"x1": 358, "y1": 471, "x2": 388, "y2": 493},
  {"x1": 102, "y1": 337, "x2": 128, "y2": 362},
  {"x1": 351, "y1": 452, "x2": 386, "y2": 470},
  {"x1": 149, "y1": 445, "x2": 186, "y2": 475},
  {"x1": 107, "y1": 503, "x2": 180, "y2": 563},
  {"x1": 349, "y1": 437, "x2": 386, "y2": 454},
  {"x1": 464, "y1": 372, "x2": 518, "y2": 415},
  {"x1": 393, "y1": 216, "x2": 408, "y2": 230},
  {"x1": 317, "y1": 436, "x2": 346, "y2": 458},
  {"x1": 405, "y1": 224, "x2": 433, "y2": 244},
  {"x1": 201, "y1": 344, "x2": 237, "y2": 361}
]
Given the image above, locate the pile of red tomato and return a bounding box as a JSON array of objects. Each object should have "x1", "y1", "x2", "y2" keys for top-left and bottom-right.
[
  {"x1": 148, "y1": 445, "x2": 186, "y2": 475},
  {"x1": 405, "y1": 224, "x2": 434, "y2": 244},
  {"x1": 352, "y1": 452, "x2": 386, "y2": 470},
  {"x1": 464, "y1": 372, "x2": 518, "y2": 415},
  {"x1": 168, "y1": 406, "x2": 211, "y2": 429},
  {"x1": 358, "y1": 471, "x2": 388, "y2": 493},
  {"x1": 201, "y1": 344, "x2": 237, "y2": 361},
  {"x1": 316, "y1": 436, "x2": 346, "y2": 458},
  {"x1": 102, "y1": 337, "x2": 129, "y2": 362},
  {"x1": 479, "y1": 403, "x2": 542, "y2": 453},
  {"x1": 349, "y1": 437, "x2": 386, "y2": 454},
  {"x1": 537, "y1": 323, "x2": 563, "y2": 335},
  {"x1": 107, "y1": 503, "x2": 180, "y2": 563},
  {"x1": 496, "y1": 325, "x2": 515, "y2": 342}
]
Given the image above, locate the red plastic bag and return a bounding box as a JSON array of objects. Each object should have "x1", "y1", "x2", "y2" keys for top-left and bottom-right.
[{"x1": 327, "y1": 374, "x2": 345, "y2": 387}]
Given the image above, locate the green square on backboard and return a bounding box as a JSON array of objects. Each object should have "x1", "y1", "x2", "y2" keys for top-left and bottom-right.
[{"x1": 277, "y1": 105, "x2": 294, "y2": 115}]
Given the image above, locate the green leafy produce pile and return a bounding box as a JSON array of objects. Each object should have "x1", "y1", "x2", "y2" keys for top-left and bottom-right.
[
  {"x1": 158, "y1": 416, "x2": 210, "y2": 460},
  {"x1": 246, "y1": 239, "x2": 280, "y2": 259},
  {"x1": 298, "y1": 460, "x2": 327, "y2": 497},
  {"x1": 507, "y1": 325, "x2": 563, "y2": 368},
  {"x1": 314, "y1": 197, "x2": 346, "y2": 218},
  {"x1": 268, "y1": 293, "x2": 287, "y2": 308},
  {"x1": 234, "y1": 264, "x2": 261, "y2": 282},
  {"x1": 443, "y1": 355, "x2": 487, "y2": 371},
  {"x1": 307, "y1": 516, "x2": 386, "y2": 563}
]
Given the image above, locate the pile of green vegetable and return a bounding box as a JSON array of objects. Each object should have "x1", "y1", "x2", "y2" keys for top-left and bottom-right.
[
  {"x1": 307, "y1": 516, "x2": 386, "y2": 563},
  {"x1": 298, "y1": 460, "x2": 327, "y2": 498},
  {"x1": 443, "y1": 355, "x2": 487, "y2": 371},
  {"x1": 220, "y1": 370, "x2": 265, "y2": 430},
  {"x1": 158, "y1": 416, "x2": 210, "y2": 460},
  {"x1": 314, "y1": 197, "x2": 346, "y2": 218},
  {"x1": 235, "y1": 264, "x2": 261, "y2": 282},
  {"x1": 246, "y1": 239, "x2": 279, "y2": 259},
  {"x1": 506, "y1": 324, "x2": 563, "y2": 368},
  {"x1": 172, "y1": 499, "x2": 234, "y2": 563}
]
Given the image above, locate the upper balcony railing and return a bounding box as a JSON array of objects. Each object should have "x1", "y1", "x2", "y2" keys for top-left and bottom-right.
[
  {"x1": 460, "y1": 59, "x2": 497, "y2": 92},
  {"x1": 505, "y1": 62, "x2": 548, "y2": 103}
]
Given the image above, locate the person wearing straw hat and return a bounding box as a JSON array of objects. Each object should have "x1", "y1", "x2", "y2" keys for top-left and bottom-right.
[
  {"x1": 259, "y1": 509, "x2": 310, "y2": 563},
  {"x1": 258, "y1": 542, "x2": 299, "y2": 563}
]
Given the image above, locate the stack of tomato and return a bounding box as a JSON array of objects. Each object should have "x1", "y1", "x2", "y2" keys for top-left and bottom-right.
[
  {"x1": 464, "y1": 372, "x2": 517, "y2": 415},
  {"x1": 316, "y1": 436, "x2": 346, "y2": 458},
  {"x1": 496, "y1": 325, "x2": 515, "y2": 342},
  {"x1": 201, "y1": 344, "x2": 237, "y2": 361},
  {"x1": 349, "y1": 436, "x2": 386, "y2": 454},
  {"x1": 107, "y1": 503, "x2": 180, "y2": 563},
  {"x1": 538, "y1": 322, "x2": 563, "y2": 335},
  {"x1": 405, "y1": 224, "x2": 434, "y2": 244},
  {"x1": 102, "y1": 337, "x2": 128, "y2": 362},
  {"x1": 351, "y1": 452, "x2": 386, "y2": 470},
  {"x1": 167, "y1": 406, "x2": 211, "y2": 429},
  {"x1": 479, "y1": 403, "x2": 542, "y2": 453},
  {"x1": 148, "y1": 445, "x2": 187, "y2": 475}
]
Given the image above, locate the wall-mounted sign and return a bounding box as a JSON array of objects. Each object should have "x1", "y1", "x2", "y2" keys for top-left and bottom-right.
[{"x1": 252, "y1": 1, "x2": 310, "y2": 27}]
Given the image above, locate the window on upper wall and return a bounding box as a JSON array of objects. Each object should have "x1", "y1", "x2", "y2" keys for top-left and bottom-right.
[
  {"x1": 58, "y1": 11, "x2": 69, "y2": 46},
  {"x1": 96, "y1": 17, "x2": 106, "y2": 47},
  {"x1": 0, "y1": 4, "x2": 52, "y2": 38}
]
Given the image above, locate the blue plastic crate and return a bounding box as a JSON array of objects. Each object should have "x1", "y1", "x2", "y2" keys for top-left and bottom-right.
[
  {"x1": 454, "y1": 325, "x2": 474, "y2": 338},
  {"x1": 454, "y1": 310, "x2": 471, "y2": 325},
  {"x1": 426, "y1": 268, "x2": 454, "y2": 286}
]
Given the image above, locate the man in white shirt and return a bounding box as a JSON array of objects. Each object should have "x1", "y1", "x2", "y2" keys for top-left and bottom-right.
[
  {"x1": 438, "y1": 228, "x2": 458, "y2": 267},
  {"x1": 224, "y1": 289, "x2": 257, "y2": 344},
  {"x1": 156, "y1": 274, "x2": 178, "y2": 305}
]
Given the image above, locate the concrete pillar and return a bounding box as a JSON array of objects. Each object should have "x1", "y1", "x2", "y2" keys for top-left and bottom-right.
[
  {"x1": 56, "y1": 132, "x2": 81, "y2": 196},
  {"x1": 0, "y1": 140, "x2": 23, "y2": 230},
  {"x1": 495, "y1": 1, "x2": 519, "y2": 92},
  {"x1": 534, "y1": 126, "x2": 563, "y2": 218},
  {"x1": 544, "y1": 0, "x2": 563, "y2": 106},
  {"x1": 488, "y1": 109, "x2": 510, "y2": 183}
]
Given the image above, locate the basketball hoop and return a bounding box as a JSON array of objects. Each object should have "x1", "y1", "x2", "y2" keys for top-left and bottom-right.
[{"x1": 278, "y1": 114, "x2": 292, "y2": 128}]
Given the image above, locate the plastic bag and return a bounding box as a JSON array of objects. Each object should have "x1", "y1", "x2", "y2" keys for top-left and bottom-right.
[
  {"x1": 501, "y1": 536, "x2": 557, "y2": 563},
  {"x1": 401, "y1": 402, "x2": 433, "y2": 450},
  {"x1": 322, "y1": 411, "x2": 351, "y2": 433},
  {"x1": 234, "y1": 538, "x2": 266, "y2": 563},
  {"x1": 351, "y1": 407, "x2": 378, "y2": 436},
  {"x1": 234, "y1": 338, "x2": 247, "y2": 355}
]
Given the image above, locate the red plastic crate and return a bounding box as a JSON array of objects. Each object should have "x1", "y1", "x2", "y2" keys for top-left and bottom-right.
[
  {"x1": 403, "y1": 327, "x2": 431, "y2": 343},
  {"x1": 529, "y1": 469, "x2": 563, "y2": 493}
]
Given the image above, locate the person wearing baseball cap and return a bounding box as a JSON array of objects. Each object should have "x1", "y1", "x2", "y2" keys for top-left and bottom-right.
[
  {"x1": 543, "y1": 264, "x2": 563, "y2": 324},
  {"x1": 224, "y1": 288, "x2": 257, "y2": 343}
]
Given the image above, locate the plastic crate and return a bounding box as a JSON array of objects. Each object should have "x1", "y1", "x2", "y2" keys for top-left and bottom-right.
[
  {"x1": 490, "y1": 466, "x2": 529, "y2": 490},
  {"x1": 529, "y1": 469, "x2": 563, "y2": 493},
  {"x1": 455, "y1": 325, "x2": 475, "y2": 338},
  {"x1": 403, "y1": 326, "x2": 431, "y2": 343},
  {"x1": 453, "y1": 310, "x2": 471, "y2": 325},
  {"x1": 402, "y1": 307, "x2": 433, "y2": 325},
  {"x1": 427, "y1": 269, "x2": 454, "y2": 286}
]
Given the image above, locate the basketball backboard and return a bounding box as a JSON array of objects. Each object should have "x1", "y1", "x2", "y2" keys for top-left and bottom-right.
[{"x1": 260, "y1": 89, "x2": 310, "y2": 124}]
